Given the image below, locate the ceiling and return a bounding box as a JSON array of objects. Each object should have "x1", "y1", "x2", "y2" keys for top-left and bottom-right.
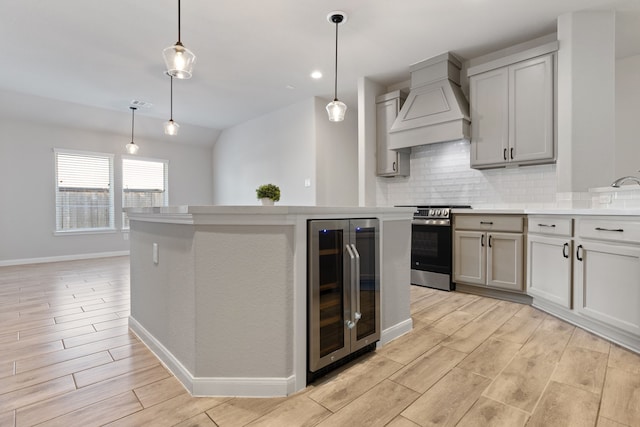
[{"x1": 1, "y1": 0, "x2": 639, "y2": 145}]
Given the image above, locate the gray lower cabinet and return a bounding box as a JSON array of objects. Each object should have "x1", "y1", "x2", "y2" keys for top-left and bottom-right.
[
  {"x1": 376, "y1": 91, "x2": 409, "y2": 177},
  {"x1": 453, "y1": 214, "x2": 525, "y2": 293}
]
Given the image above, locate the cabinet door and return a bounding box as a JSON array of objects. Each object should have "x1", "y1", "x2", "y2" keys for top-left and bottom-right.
[
  {"x1": 509, "y1": 55, "x2": 554, "y2": 163},
  {"x1": 470, "y1": 67, "x2": 509, "y2": 167},
  {"x1": 454, "y1": 231, "x2": 486, "y2": 286},
  {"x1": 376, "y1": 98, "x2": 400, "y2": 176},
  {"x1": 527, "y1": 234, "x2": 572, "y2": 307},
  {"x1": 487, "y1": 232, "x2": 524, "y2": 291},
  {"x1": 574, "y1": 240, "x2": 640, "y2": 336}
]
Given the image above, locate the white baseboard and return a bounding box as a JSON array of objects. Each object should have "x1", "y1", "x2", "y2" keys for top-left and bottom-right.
[
  {"x1": 129, "y1": 316, "x2": 296, "y2": 397},
  {"x1": 0, "y1": 250, "x2": 130, "y2": 267},
  {"x1": 379, "y1": 318, "x2": 413, "y2": 346}
]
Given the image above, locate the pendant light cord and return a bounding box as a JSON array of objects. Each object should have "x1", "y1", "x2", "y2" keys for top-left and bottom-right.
[
  {"x1": 130, "y1": 107, "x2": 136, "y2": 143},
  {"x1": 177, "y1": 0, "x2": 182, "y2": 44},
  {"x1": 333, "y1": 20, "x2": 339, "y2": 101},
  {"x1": 170, "y1": 76, "x2": 174, "y2": 120}
]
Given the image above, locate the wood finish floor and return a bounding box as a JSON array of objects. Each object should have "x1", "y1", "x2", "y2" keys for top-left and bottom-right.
[{"x1": 1, "y1": 256, "x2": 639, "y2": 426}]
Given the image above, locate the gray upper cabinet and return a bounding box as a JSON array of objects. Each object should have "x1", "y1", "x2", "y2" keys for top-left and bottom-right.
[
  {"x1": 376, "y1": 91, "x2": 409, "y2": 177},
  {"x1": 469, "y1": 49, "x2": 555, "y2": 169}
]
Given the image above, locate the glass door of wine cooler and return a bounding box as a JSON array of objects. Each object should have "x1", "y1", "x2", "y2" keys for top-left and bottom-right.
[
  {"x1": 350, "y1": 219, "x2": 380, "y2": 352},
  {"x1": 308, "y1": 220, "x2": 351, "y2": 372}
]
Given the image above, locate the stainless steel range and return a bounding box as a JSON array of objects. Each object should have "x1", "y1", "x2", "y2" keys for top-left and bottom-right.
[{"x1": 410, "y1": 205, "x2": 470, "y2": 291}]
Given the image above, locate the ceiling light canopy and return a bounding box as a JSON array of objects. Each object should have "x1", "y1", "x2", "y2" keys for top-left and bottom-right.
[
  {"x1": 326, "y1": 12, "x2": 347, "y2": 122},
  {"x1": 125, "y1": 107, "x2": 140, "y2": 155},
  {"x1": 164, "y1": 75, "x2": 180, "y2": 136},
  {"x1": 163, "y1": 0, "x2": 196, "y2": 79}
]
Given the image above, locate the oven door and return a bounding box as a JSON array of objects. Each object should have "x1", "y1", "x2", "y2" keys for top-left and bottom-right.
[{"x1": 411, "y1": 220, "x2": 452, "y2": 275}]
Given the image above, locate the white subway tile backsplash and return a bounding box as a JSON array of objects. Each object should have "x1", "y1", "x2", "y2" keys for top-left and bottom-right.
[{"x1": 377, "y1": 140, "x2": 558, "y2": 208}]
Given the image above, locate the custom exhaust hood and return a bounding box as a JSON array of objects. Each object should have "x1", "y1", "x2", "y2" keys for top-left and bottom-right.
[{"x1": 388, "y1": 52, "x2": 470, "y2": 150}]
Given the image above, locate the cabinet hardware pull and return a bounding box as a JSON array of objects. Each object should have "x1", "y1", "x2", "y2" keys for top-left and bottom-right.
[
  {"x1": 563, "y1": 242, "x2": 569, "y2": 258},
  {"x1": 480, "y1": 221, "x2": 494, "y2": 225},
  {"x1": 503, "y1": 148, "x2": 507, "y2": 160},
  {"x1": 392, "y1": 161, "x2": 396, "y2": 171},
  {"x1": 576, "y1": 244, "x2": 583, "y2": 261},
  {"x1": 481, "y1": 234, "x2": 485, "y2": 247},
  {"x1": 488, "y1": 235, "x2": 492, "y2": 248},
  {"x1": 595, "y1": 227, "x2": 624, "y2": 232},
  {"x1": 510, "y1": 147, "x2": 514, "y2": 159},
  {"x1": 538, "y1": 224, "x2": 556, "y2": 228}
]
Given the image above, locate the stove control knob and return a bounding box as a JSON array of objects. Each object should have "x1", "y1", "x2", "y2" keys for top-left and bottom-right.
[
  {"x1": 436, "y1": 209, "x2": 442, "y2": 216},
  {"x1": 442, "y1": 209, "x2": 450, "y2": 217},
  {"x1": 429, "y1": 209, "x2": 436, "y2": 216}
]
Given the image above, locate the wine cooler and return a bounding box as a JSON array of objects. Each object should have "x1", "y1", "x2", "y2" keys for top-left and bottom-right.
[{"x1": 307, "y1": 218, "x2": 380, "y2": 381}]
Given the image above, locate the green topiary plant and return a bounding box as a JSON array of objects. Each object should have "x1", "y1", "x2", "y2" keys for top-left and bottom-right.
[{"x1": 256, "y1": 184, "x2": 281, "y2": 202}]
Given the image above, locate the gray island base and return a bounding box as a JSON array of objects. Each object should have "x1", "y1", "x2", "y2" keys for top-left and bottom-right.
[{"x1": 126, "y1": 205, "x2": 413, "y2": 397}]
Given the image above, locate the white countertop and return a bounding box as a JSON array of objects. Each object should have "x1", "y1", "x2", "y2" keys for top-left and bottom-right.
[{"x1": 452, "y1": 208, "x2": 640, "y2": 216}]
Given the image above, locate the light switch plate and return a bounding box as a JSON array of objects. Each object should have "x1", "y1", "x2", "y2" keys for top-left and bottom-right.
[{"x1": 304, "y1": 178, "x2": 311, "y2": 187}]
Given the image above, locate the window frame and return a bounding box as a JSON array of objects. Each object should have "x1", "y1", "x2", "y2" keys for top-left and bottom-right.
[
  {"x1": 54, "y1": 148, "x2": 115, "y2": 235},
  {"x1": 121, "y1": 155, "x2": 169, "y2": 230}
]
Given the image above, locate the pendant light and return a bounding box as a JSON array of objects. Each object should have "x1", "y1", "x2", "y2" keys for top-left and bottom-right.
[
  {"x1": 125, "y1": 107, "x2": 140, "y2": 155},
  {"x1": 326, "y1": 12, "x2": 347, "y2": 122},
  {"x1": 164, "y1": 75, "x2": 180, "y2": 135},
  {"x1": 163, "y1": 0, "x2": 196, "y2": 79}
]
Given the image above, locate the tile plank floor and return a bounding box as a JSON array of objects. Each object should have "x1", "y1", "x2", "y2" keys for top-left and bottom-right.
[{"x1": 1, "y1": 256, "x2": 639, "y2": 426}]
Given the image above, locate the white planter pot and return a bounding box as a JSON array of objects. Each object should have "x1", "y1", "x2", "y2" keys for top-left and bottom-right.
[{"x1": 260, "y1": 198, "x2": 275, "y2": 206}]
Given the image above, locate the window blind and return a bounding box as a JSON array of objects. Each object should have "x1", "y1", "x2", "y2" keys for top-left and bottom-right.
[
  {"x1": 122, "y1": 157, "x2": 168, "y2": 228},
  {"x1": 55, "y1": 150, "x2": 114, "y2": 231}
]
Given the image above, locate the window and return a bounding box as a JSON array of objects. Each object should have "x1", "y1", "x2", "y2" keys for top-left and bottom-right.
[
  {"x1": 55, "y1": 149, "x2": 114, "y2": 232},
  {"x1": 122, "y1": 157, "x2": 168, "y2": 228}
]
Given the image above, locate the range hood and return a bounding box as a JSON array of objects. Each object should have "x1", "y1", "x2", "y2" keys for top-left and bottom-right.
[{"x1": 388, "y1": 52, "x2": 470, "y2": 150}]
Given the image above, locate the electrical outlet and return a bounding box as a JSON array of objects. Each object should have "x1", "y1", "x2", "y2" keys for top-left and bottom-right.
[
  {"x1": 153, "y1": 243, "x2": 159, "y2": 264},
  {"x1": 599, "y1": 194, "x2": 612, "y2": 204},
  {"x1": 304, "y1": 178, "x2": 311, "y2": 188}
]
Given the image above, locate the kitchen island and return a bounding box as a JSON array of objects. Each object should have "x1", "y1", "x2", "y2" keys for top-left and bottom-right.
[{"x1": 126, "y1": 205, "x2": 413, "y2": 397}]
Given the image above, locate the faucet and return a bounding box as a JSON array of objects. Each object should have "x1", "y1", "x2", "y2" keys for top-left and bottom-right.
[{"x1": 611, "y1": 176, "x2": 640, "y2": 188}]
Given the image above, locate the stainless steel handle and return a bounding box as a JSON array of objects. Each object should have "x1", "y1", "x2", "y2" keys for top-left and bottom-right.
[
  {"x1": 538, "y1": 224, "x2": 556, "y2": 228},
  {"x1": 563, "y1": 242, "x2": 569, "y2": 258},
  {"x1": 480, "y1": 221, "x2": 494, "y2": 225},
  {"x1": 595, "y1": 227, "x2": 624, "y2": 232},
  {"x1": 350, "y1": 243, "x2": 361, "y2": 327},
  {"x1": 345, "y1": 244, "x2": 357, "y2": 329},
  {"x1": 576, "y1": 244, "x2": 583, "y2": 262},
  {"x1": 503, "y1": 148, "x2": 507, "y2": 161}
]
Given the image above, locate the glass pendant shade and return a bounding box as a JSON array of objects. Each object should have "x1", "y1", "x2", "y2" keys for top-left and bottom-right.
[
  {"x1": 164, "y1": 119, "x2": 180, "y2": 135},
  {"x1": 125, "y1": 142, "x2": 139, "y2": 154},
  {"x1": 326, "y1": 99, "x2": 347, "y2": 122},
  {"x1": 163, "y1": 43, "x2": 196, "y2": 79}
]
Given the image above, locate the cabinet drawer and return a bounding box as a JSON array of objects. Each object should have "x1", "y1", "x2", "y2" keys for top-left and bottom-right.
[
  {"x1": 454, "y1": 215, "x2": 524, "y2": 233},
  {"x1": 528, "y1": 216, "x2": 572, "y2": 237},
  {"x1": 577, "y1": 218, "x2": 640, "y2": 244}
]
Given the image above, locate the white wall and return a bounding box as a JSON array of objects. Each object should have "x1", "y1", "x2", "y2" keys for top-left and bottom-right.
[
  {"x1": 0, "y1": 115, "x2": 213, "y2": 264},
  {"x1": 212, "y1": 96, "x2": 358, "y2": 206},
  {"x1": 212, "y1": 98, "x2": 316, "y2": 206},
  {"x1": 615, "y1": 54, "x2": 640, "y2": 178},
  {"x1": 314, "y1": 98, "x2": 358, "y2": 206}
]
